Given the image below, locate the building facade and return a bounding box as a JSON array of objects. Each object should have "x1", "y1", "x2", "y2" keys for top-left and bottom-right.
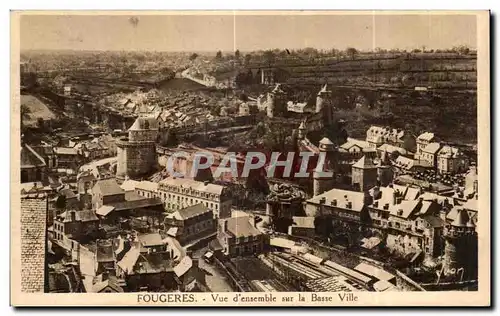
[
  {"x1": 217, "y1": 216, "x2": 268, "y2": 257},
  {"x1": 163, "y1": 203, "x2": 216, "y2": 245},
  {"x1": 156, "y1": 177, "x2": 232, "y2": 219}
]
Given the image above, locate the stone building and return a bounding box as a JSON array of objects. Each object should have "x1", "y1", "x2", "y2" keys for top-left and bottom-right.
[
  {"x1": 417, "y1": 142, "x2": 442, "y2": 169},
  {"x1": 163, "y1": 203, "x2": 216, "y2": 245},
  {"x1": 366, "y1": 126, "x2": 416, "y2": 152},
  {"x1": 313, "y1": 137, "x2": 337, "y2": 196},
  {"x1": 288, "y1": 216, "x2": 316, "y2": 238},
  {"x1": 92, "y1": 178, "x2": 126, "y2": 210},
  {"x1": 442, "y1": 208, "x2": 477, "y2": 277},
  {"x1": 53, "y1": 209, "x2": 100, "y2": 252},
  {"x1": 21, "y1": 194, "x2": 48, "y2": 293},
  {"x1": 416, "y1": 132, "x2": 436, "y2": 157},
  {"x1": 217, "y1": 216, "x2": 268, "y2": 257},
  {"x1": 316, "y1": 84, "x2": 333, "y2": 125},
  {"x1": 116, "y1": 111, "x2": 159, "y2": 182},
  {"x1": 305, "y1": 184, "x2": 446, "y2": 260},
  {"x1": 437, "y1": 145, "x2": 469, "y2": 174},
  {"x1": 157, "y1": 177, "x2": 232, "y2": 219},
  {"x1": 266, "y1": 84, "x2": 286, "y2": 118},
  {"x1": 351, "y1": 155, "x2": 378, "y2": 192}
]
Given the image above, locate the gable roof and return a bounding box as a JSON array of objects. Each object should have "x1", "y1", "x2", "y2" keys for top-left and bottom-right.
[
  {"x1": 389, "y1": 200, "x2": 421, "y2": 219},
  {"x1": 422, "y1": 142, "x2": 441, "y2": 154},
  {"x1": 417, "y1": 132, "x2": 435, "y2": 142},
  {"x1": 93, "y1": 178, "x2": 124, "y2": 196},
  {"x1": 21, "y1": 144, "x2": 46, "y2": 168},
  {"x1": 170, "y1": 203, "x2": 211, "y2": 221},
  {"x1": 307, "y1": 188, "x2": 365, "y2": 213},
  {"x1": 92, "y1": 277, "x2": 124, "y2": 293},
  {"x1": 340, "y1": 137, "x2": 371, "y2": 151},
  {"x1": 117, "y1": 246, "x2": 141, "y2": 274},
  {"x1": 138, "y1": 233, "x2": 164, "y2": 247},
  {"x1": 352, "y1": 156, "x2": 377, "y2": 169},
  {"x1": 220, "y1": 216, "x2": 262, "y2": 238},
  {"x1": 422, "y1": 215, "x2": 444, "y2": 228}
]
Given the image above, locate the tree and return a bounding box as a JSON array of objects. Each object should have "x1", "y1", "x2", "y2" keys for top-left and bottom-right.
[
  {"x1": 234, "y1": 49, "x2": 241, "y2": 60},
  {"x1": 20, "y1": 104, "x2": 31, "y2": 121},
  {"x1": 244, "y1": 54, "x2": 252, "y2": 66},
  {"x1": 55, "y1": 195, "x2": 67, "y2": 210},
  {"x1": 263, "y1": 50, "x2": 276, "y2": 66},
  {"x1": 345, "y1": 47, "x2": 358, "y2": 60},
  {"x1": 455, "y1": 45, "x2": 470, "y2": 55},
  {"x1": 189, "y1": 53, "x2": 199, "y2": 61},
  {"x1": 215, "y1": 50, "x2": 223, "y2": 60}
]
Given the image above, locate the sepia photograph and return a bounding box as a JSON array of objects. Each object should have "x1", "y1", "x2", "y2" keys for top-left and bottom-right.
[{"x1": 10, "y1": 10, "x2": 490, "y2": 306}]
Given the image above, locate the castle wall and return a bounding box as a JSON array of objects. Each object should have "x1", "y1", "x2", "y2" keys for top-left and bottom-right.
[
  {"x1": 313, "y1": 178, "x2": 334, "y2": 197},
  {"x1": 352, "y1": 168, "x2": 378, "y2": 192},
  {"x1": 21, "y1": 195, "x2": 47, "y2": 293},
  {"x1": 125, "y1": 143, "x2": 157, "y2": 178},
  {"x1": 116, "y1": 144, "x2": 128, "y2": 180},
  {"x1": 129, "y1": 129, "x2": 158, "y2": 143}
]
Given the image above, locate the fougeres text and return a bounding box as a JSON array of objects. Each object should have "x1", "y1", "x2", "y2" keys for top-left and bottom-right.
[{"x1": 11, "y1": 10, "x2": 490, "y2": 307}]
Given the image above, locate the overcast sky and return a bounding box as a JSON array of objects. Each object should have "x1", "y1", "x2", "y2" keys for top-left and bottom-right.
[{"x1": 20, "y1": 13, "x2": 477, "y2": 52}]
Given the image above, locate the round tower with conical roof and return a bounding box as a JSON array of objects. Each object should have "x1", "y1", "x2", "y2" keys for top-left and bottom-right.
[
  {"x1": 443, "y1": 208, "x2": 477, "y2": 276},
  {"x1": 266, "y1": 83, "x2": 285, "y2": 118},
  {"x1": 313, "y1": 137, "x2": 336, "y2": 196},
  {"x1": 316, "y1": 84, "x2": 333, "y2": 125}
]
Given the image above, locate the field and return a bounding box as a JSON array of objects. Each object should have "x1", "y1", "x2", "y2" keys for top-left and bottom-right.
[{"x1": 20, "y1": 94, "x2": 56, "y2": 127}]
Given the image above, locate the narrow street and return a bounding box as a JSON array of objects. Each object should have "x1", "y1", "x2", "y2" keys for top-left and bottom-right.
[{"x1": 193, "y1": 247, "x2": 235, "y2": 292}]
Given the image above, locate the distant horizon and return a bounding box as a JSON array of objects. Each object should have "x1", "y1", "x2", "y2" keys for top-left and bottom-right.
[
  {"x1": 20, "y1": 14, "x2": 477, "y2": 52},
  {"x1": 20, "y1": 45, "x2": 477, "y2": 55}
]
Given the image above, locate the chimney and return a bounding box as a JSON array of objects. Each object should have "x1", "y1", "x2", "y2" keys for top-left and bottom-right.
[
  {"x1": 204, "y1": 180, "x2": 209, "y2": 186},
  {"x1": 396, "y1": 196, "x2": 403, "y2": 204},
  {"x1": 330, "y1": 199, "x2": 337, "y2": 206},
  {"x1": 372, "y1": 186, "x2": 381, "y2": 200},
  {"x1": 346, "y1": 201, "x2": 352, "y2": 209},
  {"x1": 363, "y1": 191, "x2": 373, "y2": 206},
  {"x1": 373, "y1": 201, "x2": 379, "y2": 208},
  {"x1": 70, "y1": 210, "x2": 76, "y2": 222},
  {"x1": 223, "y1": 220, "x2": 228, "y2": 232},
  {"x1": 319, "y1": 197, "x2": 326, "y2": 204},
  {"x1": 392, "y1": 191, "x2": 397, "y2": 205},
  {"x1": 252, "y1": 217, "x2": 258, "y2": 228}
]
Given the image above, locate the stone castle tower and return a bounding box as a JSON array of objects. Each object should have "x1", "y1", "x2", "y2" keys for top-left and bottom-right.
[
  {"x1": 116, "y1": 106, "x2": 159, "y2": 182},
  {"x1": 313, "y1": 137, "x2": 336, "y2": 196},
  {"x1": 266, "y1": 84, "x2": 285, "y2": 118},
  {"x1": 443, "y1": 208, "x2": 477, "y2": 277},
  {"x1": 316, "y1": 84, "x2": 333, "y2": 125},
  {"x1": 351, "y1": 152, "x2": 378, "y2": 192},
  {"x1": 377, "y1": 151, "x2": 394, "y2": 187}
]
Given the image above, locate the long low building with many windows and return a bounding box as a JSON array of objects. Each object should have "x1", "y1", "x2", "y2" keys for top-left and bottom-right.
[{"x1": 132, "y1": 177, "x2": 232, "y2": 219}]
